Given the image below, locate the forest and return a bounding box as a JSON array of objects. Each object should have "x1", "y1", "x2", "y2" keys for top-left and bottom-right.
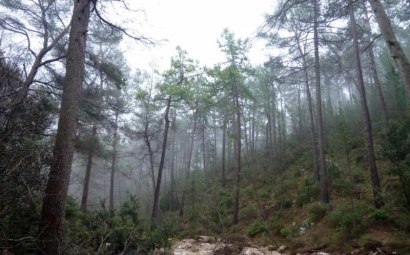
[{"x1": 1, "y1": 0, "x2": 410, "y2": 254}]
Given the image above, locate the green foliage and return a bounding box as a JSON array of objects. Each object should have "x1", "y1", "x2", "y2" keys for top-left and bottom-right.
[
  {"x1": 239, "y1": 202, "x2": 258, "y2": 220},
  {"x1": 382, "y1": 119, "x2": 410, "y2": 211},
  {"x1": 278, "y1": 197, "x2": 293, "y2": 209},
  {"x1": 308, "y1": 203, "x2": 331, "y2": 222},
  {"x1": 325, "y1": 204, "x2": 370, "y2": 239},
  {"x1": 368, "y1": 208, "x2": 390, "y2": 223},
  {"x1": 63, "y1": 196, "x2": 174, "y2": 254},
  {"x1": 279, "y1": 226, "x2": 296, "y2": 238},
  {"x1": 326, "y1": 159, "x2": 342, "y2": 180},
  {"x1": 295, "y1": 178, "x2": 320, "y2": 207},
  {"x1": 247, "y1": 219, "x2": 266, "y2": 237}
]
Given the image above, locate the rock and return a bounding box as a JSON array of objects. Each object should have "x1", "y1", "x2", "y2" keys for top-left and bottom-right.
[
  {"x1": 213, "y1": 243, "x2": 242, "y2": 255},
  {"x1": 240, "y1": 247, "x2": 282, "y2": 255},
  {"x1": 198, "y1": 236, "x2": 217, "y2": 243},
  {"x1": 277, "y1": 245, "x2": 287, "y2": 253}
]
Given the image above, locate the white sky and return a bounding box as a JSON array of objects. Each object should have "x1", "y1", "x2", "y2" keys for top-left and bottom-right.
[{"x1": 121, "y1": 0, "x2": 276, "y2": 71}]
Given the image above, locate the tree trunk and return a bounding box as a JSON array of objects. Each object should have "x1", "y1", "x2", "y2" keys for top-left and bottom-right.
[
  {"x1": 233, "y1": 83, "x2": 241, "y2": 225},
  {"x1": 179, "y1": 104, "x2": 198, "y2": 217},
  {"x1": 349, "y1": 0, "x2": 384, "y2": 208},
  {"x1": 367, "y1": 0, "x2": 410, "y2": 99},
  {"x1": 109, "y1": 109, "x2": 119, "y2": 211},
  {"x1": 363, "y1": 3, "x2": 389, "y2": 127},
  {"x1": 296, "y1": 38, "x2": 320, "y2": 182},
  {"x1": 151, "y1": 96, "x2": 172, "y2": 230},
  {"x1": 170, "y1": 110, "x2": 176, "y2": 211},
  {"x1": 38, "y1": 1, "x2": 91, "y2": 254},
  {"x1": 222, "y1": 118, "x2": 227, "y2": 187},
  {"x1": 313, "y1": 0, "x2": 329, "y2": 203},
  {"x1": 81, "y1": 123, "x2": 97, "y2": 211},
  {"x1": 143, "y1": 121, "x2": 156, "y2": 195}
]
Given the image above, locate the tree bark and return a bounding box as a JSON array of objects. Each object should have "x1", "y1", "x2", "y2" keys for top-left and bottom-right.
[
  {"x1": 313, "y1": 0, "x2": 329, "y2": 203},
  {"x1": 349, "y1": 0, "x2": 384, "y2": 208},
  {"x1": 81, "y1": 123, "x2": 97, "y2": 211},
  {"x1": 222, "y1": 118, "x2": 227, "y2": 187},
  {"x1": 179, "y1": 104, "x2": 198, "y2": 217},
  {"x1": 295, "y1": 36, "x2": 320, "y2": 182},
  {"x1": 151, "y1": 96, "x2": 172, "y2": 230},
  {"x1": 170, "y1": 109, "x2": 176, "y2": 211},
  {"x1": 109, "y1": 109, "x2": 119, "y2": 211},
  {"x1": 367, "y1": 0, "x2": 410, "y2": 99},
  {"x1": 233, "y1": 82, "x2": 241, "y2": 225},
  {"x1": 363, "y1": 3, "x2": 389, "y2": 127},
  {"x1": 38, "y1": 1, "x2": 91, "y2": 254}
]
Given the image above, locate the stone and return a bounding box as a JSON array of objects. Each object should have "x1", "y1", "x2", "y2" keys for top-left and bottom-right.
[{"x1": 277, "y1": 245, "x2": 287, "y2": 253}]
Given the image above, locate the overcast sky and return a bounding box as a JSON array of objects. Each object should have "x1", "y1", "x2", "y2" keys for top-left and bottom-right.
[{"x1": 121, "y1": 0, "x2": 275, "y2": 71}]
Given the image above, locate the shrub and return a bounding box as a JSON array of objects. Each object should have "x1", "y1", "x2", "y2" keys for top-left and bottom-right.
[
  {"x1": 239, "y1": 202, "x2": 258, "y2": 220},
  {"x1": 62, "y1": 195, "x2": 174, "y2": 254},
  {"x1": 279, "y1": 226, "x2": 296, "y2": 237},
  {"x1": 308, "y1": 203, "x2": 331, "y2": 222},
  {"x1": 325, "y1": 204, "x2": 370, "y2": 239},
  {"x1": 296, "y1": 178, "x2": 320, "y2": 207},
  {"x1": 247, "y1": 219, "x2": 266, "y2": 237},
  {"x1": 368, "y1": 208, "x2": 389, "y2": 223}
]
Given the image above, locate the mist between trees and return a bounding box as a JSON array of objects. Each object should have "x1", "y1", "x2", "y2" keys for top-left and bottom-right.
[{"x1": 1, "y1": 0, "x2": 410, "y2": 254}]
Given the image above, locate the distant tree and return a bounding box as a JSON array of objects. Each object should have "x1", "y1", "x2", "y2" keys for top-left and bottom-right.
[
  {"x1": 151, "y1": 47, "x2": 197, "y2": 230},
  {"x1": 214, "y1": 29, "x2": 251, "y2": 224}
]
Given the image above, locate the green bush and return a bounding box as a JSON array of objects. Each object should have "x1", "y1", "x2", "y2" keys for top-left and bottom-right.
[
  {"x1": 308, "y1": 203, "x2": 331, "y2": 222},
  {"x1": 279, "y1": 197, "x2": 293, "y2": 209},
  {"x1": 247, "y1": 219, "x2": 266, "y2": 237},
  {"x1": 279, "y1": 226, "x2": 296, "y2": 237},
  {"x1": 325, "y1": 204, "x2": 370, "y2": 239},
  {"x1": 240, "y1": 202, "x2": 258, "y2": 220},
  {"x1": 296, "y1": 178, "x2": 320, "y2": 207},
  {"x1": 62, "y1": 195, "x2": 174, "y2": 254},
  {"x1": 368, "y1": 208, "x2": 389, "y2": 223}
]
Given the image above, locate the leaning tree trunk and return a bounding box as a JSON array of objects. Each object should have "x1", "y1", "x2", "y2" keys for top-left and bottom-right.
[
  {"x1": 313, "y1": 0, "x2": 329, "y2": 203},
  {"x1": 151, "y1": 96, "x2": 172, "y2": 230},
  {"x1": 367, "y1": 0, "x2": 410, "y2": 99},
  {"x1": 349, "y1": 0, "x2": 384, "y2": 209},
  {"x1": 38, "y1": 1, "x2": 91, "y2": 254}
]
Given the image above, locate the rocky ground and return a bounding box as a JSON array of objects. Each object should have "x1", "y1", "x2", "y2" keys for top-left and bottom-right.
[{"x1": 156, "y1": 236, "x2": 397, "y2": 255}]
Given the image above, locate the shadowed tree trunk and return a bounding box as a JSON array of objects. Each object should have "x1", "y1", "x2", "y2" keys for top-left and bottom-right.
[
  {"x1": 295, "y1": 34, "x2": 320, "y2": 182},
  {"x1": 363, "y1": 3, "x2": 389, "y2": 127},
  {"x1": 81, "y1": 123, "x2": 97, "y2": 211},
  {"x1": 109, "y1": 108, "x2": 119, "y2": 210},
  {"x1": 170, "y1": 109, "x2": 176, "y2": 211},
  {"x1": 349, "y1": 0, "x2": 384, "y2": 208},
  {"x1": 233, "y1": 79, "x2": 241, "y2": 225},
  {"x1": 38, "y1": 1, "x2": 91, "y2": 254},
  {"x1": 222, "y1": 117, "x2": 227, "y2": 187},
  {"x1": 179, "y1": 103, "x2": 199, "y2": 217},
  {"x1": 313, "y1": 0, "x2": 329, "y2": 203},
  {"x1": 151, "y1": 96, "x2": 172, "y2": 230}
]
